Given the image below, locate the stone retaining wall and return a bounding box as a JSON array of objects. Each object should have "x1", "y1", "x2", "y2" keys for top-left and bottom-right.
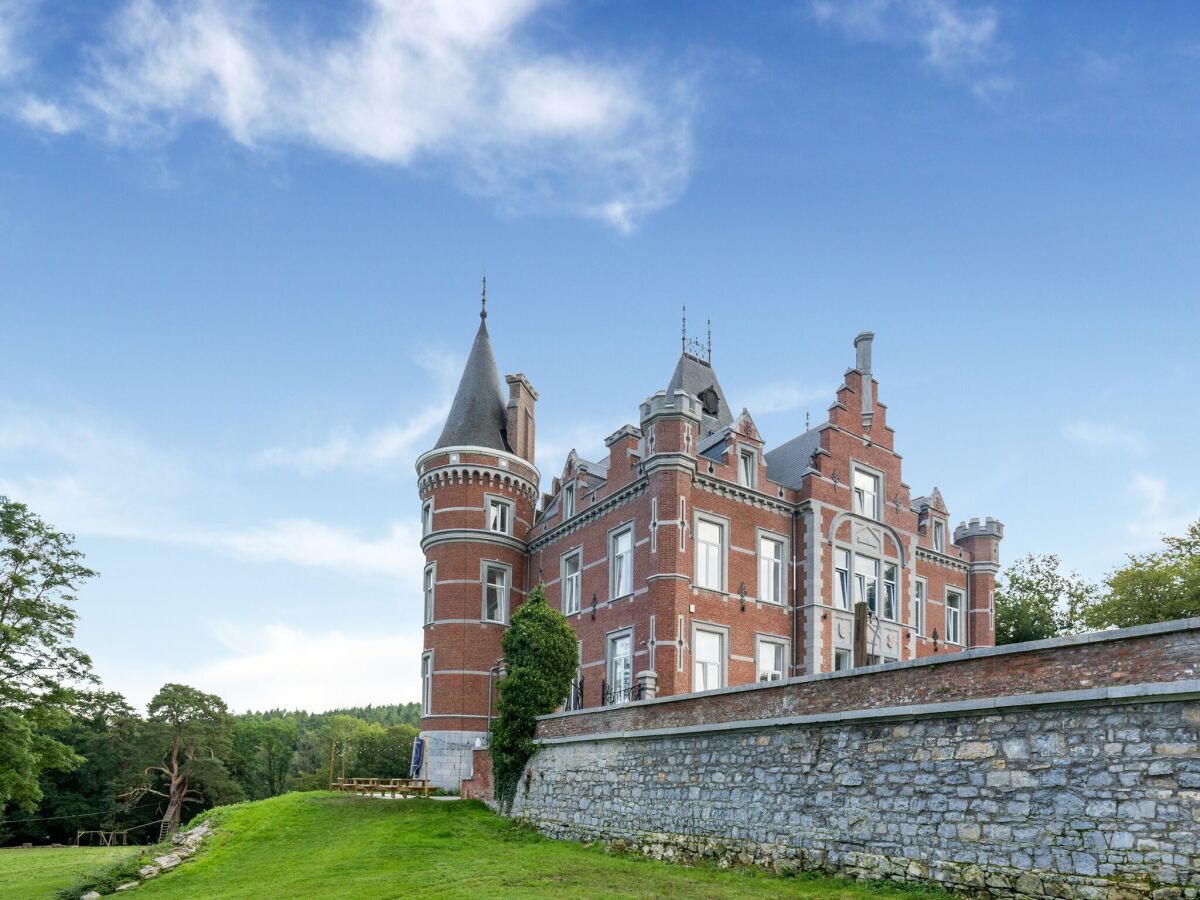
[{"x1": 513, "y1": 623, "x2": 1200, "y2": 898}]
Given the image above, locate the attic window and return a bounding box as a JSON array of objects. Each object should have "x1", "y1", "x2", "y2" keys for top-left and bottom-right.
[
  {"x1": 563, "y1": 484, "x2": 575, "y2": 519},
  {"x1": 738, "y1": 449, "x2": 756, "y2": 488}
]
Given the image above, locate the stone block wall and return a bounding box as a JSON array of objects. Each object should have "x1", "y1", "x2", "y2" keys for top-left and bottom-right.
[{"x1": 513, "y1": 621, "x2": 1200, "y2": 898}]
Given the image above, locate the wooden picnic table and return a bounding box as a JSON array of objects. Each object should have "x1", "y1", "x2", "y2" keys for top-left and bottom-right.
[{"x1": 329, "y1": 777, "x2": 431, "y2": 798}]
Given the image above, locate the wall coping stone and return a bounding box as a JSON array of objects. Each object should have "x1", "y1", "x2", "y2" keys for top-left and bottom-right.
[
  {"x1": 535, "y1": 678, "x2": 1200, "y2": 745},
  {"x1": 538, "y1": 616, "x2": 1200, "y2": 723}
]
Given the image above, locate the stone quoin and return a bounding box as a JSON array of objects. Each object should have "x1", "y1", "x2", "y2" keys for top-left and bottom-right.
[{"x1": 414, "y1": 286, "x2": 1003, "y2": 789}]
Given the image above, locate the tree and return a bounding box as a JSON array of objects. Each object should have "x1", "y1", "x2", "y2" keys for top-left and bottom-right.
[
  {"x1": 0, "y1": 497, "x2": 96, "y2": 822},
  {"x1": 1086, "y1": 519, "x2": 1200, "y2": 629},
  {"x1": 231, "y1": 716, "x2": 297, "y2": 799},
  {"x1": 994, "y1": 554, "x2": 1099, "y2": 644},
  {"x1": 130, "y1": 684, "x2": 234, "y2": 836},
  {"x1": 490, "y1": 582, "x2": 577, "y2": 809}
]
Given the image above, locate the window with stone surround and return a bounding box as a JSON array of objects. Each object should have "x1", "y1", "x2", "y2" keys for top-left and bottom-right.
[
  {"x1": 610, "y1": 525, "x2": 633, "y2": 598},
  {"x1": 420, "y1": 651, "x2": 432, "y2": 716},
  {"x1": 914, "y1": 577, "x2": 926, "y2": 635},
  {"x1": 758, "y1": 535, "x2": 784, "y2": 604},
  {"x1": 853, "y1": 468, "x2": 880, "y2": 520},
  {"x1": 562, "y1": 551, "x2": 581, "y2": 615},
  {"x1": 607, "y1": 631, "x2": 633, "y2": 703},
  {"x1": 835, "y1": 548, "x2": 851, "y2": 610},
  {"x1": 421, "y1": 499, "x2": 433, "y2": 537},
  {"x1": 423, "y1": 564, "x2": 435, "y2": 625},
  {"x1": 946, "y1": 589, "x2": 963, "y2": 644},
  {"x1": 855, "y1": 555, "x2": 879, "y2": 613},
  {"x1": 756, "y1": 636, "x2": 787, "y2": 682},
  {"x1": 738, "y1": 449, "x2": 756, "y2": 488},
  {"x1": 834, "y1": 648, "x2": 851, "y2": 671},
  {"x1": 695, "y1": 517, "x2": 725, "y2": 592},
  {"x1": 483, "y1": 563, "x2": 509, "y2": 623},
  {"x1": 562, "y1": 483, "x2": 575, "y2": 519},
  {"x1": 692, "y1": 626, "x2": 725, "y2": 691},
  {"x1": 487, "y1": 496, "x2": 512, "y2": 535},
  {"x1": 933, "y1": 520, "x2": 946, "y2": 553},
  {"x1": 883, "y1": 563, "x2": 898, "y2": 621}
]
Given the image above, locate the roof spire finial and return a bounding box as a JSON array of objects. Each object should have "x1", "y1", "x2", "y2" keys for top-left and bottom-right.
[
  {"x1": 681, "y1": 305, "x2": 687, "y2": 353},
  {"x1": 707, "y1": 319, "x2": 712, "y2": 364},
  {"x1": 480, "y1": 275, "x2": 487, "y2": 320}
]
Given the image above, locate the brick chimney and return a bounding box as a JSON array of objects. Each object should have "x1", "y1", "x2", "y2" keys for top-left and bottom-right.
[{"x1": 505, "y1": 373, "x2": 538, "y2": 465}]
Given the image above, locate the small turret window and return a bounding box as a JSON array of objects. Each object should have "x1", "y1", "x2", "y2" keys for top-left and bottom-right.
[
  {"x1": 488, "y1": 497, "x2": 512, "y2": 535},
  {"x1": 421, "y1": 500, "x2": 433, "y2": 537},
  {"x1": 483, "y1": 565, "x2": 509, "y2": 623}
]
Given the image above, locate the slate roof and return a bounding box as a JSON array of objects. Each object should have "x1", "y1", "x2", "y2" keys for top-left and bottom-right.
[
  {"x1": 666, "y1": 353, "x2": 733, "y2": 437},
  {"x1": 433, "y1": 318, "x2": 511, "y2": 453},
  {"x1": 764, "y1": 427, "x2": 821, "y2": 488}
]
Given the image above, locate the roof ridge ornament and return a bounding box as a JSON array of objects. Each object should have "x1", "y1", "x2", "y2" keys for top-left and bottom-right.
[
  {"x1": 480, "y1": 275, "x2": 487, "y2": 320},
  {"x1": 681, "y1": 305, "x2": 711, "y2": 364}
]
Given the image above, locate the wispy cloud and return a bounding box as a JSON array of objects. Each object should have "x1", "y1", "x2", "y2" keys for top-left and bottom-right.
[
  {"x1": 259, "y1": 349, "x2": 460, "y2": 473},
  {"x1": 742, "y1": 382, "x2": 831, "y2": 416},
  {"x1": 0, "y1": 0, "x2": 31, "y2": 79},
  {"x1": 7, "y1": 0, "x2": 697, "y2": 231},
  {"x1": 1125, "y1": 474, "x2": 1197, "y2": 551},
  {"x1": 182, "y1": 623, "x2": 422, "y2": 711},
  {"x1": 1062, "y1": 420, "x2": 1149, "y2": 455},
  {"x1": 810, "y1": 0, "x2": 1003, "y2": 93},
  {"x1": 203, "y1": 518, "x2": 423, "y2": 580}
]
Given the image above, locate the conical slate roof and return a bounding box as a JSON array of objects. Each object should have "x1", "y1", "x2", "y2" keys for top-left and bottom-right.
[
  {"x1": 434, "y1": 317, "x2": 511, "y2": 453},
  {"x1": 666, "y1": 353, "x2": 734, "y2": 437}
]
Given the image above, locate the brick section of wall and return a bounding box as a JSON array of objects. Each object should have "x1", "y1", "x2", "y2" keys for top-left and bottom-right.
[
  {"x1": 536, "y1": 621, "x2": 1200, "y2": 742},
  {"x1": 460, "y1": 747, "x2": 493, "y2": 803},
  {"x1": 513, "y1": 692, "x2": 1200, "y2": 898}
]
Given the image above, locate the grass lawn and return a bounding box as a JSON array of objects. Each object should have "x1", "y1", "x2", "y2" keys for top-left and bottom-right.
[
  {"x1": 59, "y1": 792, "x2": 937, "y2": 900},
  {"x1": 0, "y1": 846, "x2": 138, "y2": 900}
]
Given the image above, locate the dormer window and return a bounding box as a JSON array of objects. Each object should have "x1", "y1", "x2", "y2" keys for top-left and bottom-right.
[
  {"x1": 933, "y1": 520, "x2": 945, "y2": 553},
  {"x1": 563, "y1": 484, "x2": 575, "y2": 519},
  {"x1": 853, "y1": 468, "x2": 879, "y2": 520},
  {"x1": 738, "y1": 449, "x2": 756, "y2": 488},
  {"x1": 487, "y1": 497, "x2": 512, "y2": 535}
]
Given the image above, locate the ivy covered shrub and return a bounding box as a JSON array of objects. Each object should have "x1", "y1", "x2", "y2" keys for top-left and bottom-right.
[{"x1": 489, "y1": 582, "x2": 577, "y2": 809}]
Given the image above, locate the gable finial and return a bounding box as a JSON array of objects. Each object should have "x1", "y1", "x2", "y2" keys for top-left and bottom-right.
[
  {"x1": 681, "y1": 305, "x2": 687, "y2": 353},
  {"x1": 480, "y1": 275, "x2": 487, "y2": 320},
  {"x1": 707, "y1": 319, "x2": 712, "y2": 363}
]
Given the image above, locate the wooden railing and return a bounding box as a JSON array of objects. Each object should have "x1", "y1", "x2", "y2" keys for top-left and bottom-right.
[{"x1": 329, "y1": 777, "x2": 431, "y2": 799}]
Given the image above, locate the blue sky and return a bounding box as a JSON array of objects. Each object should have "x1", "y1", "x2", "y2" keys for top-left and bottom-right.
[{"x1": 1, "y1": 0, "x2": 1197, "y2": 712}]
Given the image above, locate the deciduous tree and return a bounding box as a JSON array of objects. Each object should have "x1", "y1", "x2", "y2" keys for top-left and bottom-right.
[
  {"x1": 1086, "y1": 519, "x2": 1200, "y2": 629},
  {"x1": 994, "y1": 553, "x2": 1098, "y2": 644}
]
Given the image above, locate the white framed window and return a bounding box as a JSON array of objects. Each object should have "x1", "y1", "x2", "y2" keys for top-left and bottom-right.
[
  {"x1": 482, "y1": 563, "x2": 509, "y2": 623},
  {"x1": 758, "y1": 535, "x2": 784, "y2": 604},
  {"x1": 834, "y1": 648, "x2": 852, "y2": 671},
  {"x1": 883, "y1": 563, "x2": 898, "y2": 621},
  {"x1": 855, "y1": 555, "x2": 879, "y2": 614},
  {"x1": 420, "y1": 651, "x2": 433, "y2": 716},
  {"x1": 738, "y1": 449, "x2": 756, "y2": 488},
  {"x1": 695, "y1": 517, "x2": 725, "y2": 592},
  {"x1": 562, "y1": 551, "x2": 582, "y2": 615},
  {"x1": 914, "y1": 577, "x2": 926, "y2": 635},
  {"x1": 610, "y1": 526, "x2": 633, "y2": 598},
  {"x1": 421, "y1": 500, "x2": 433, "y2": 537},
  {"x1": 946, "y1": 589, "x2": 963, "y2": 644},
  {"x1": 487, "y1": 497, "x2": 513, "y2": 535},
  {"x1": 933, "y1": 520, "x2": 946, "y2": 553},
  {"x1": 756, "y1": 636, "x2": 787, "y2": 682},
  {"x1": 607, "y1": 631, "x2": 633, "y2": 703},
  {"x1": 423, "y1": 564, "x2": 435, "y2": 625},
  {"x1": 692, "y1": 626, "x2": 726, "y2": 692},
  {"x1": 853, "y1": 468, "x2": 880, "y2": 519},
  {"x1": 834, "y1": 548, "x2": 851, "y2": 610},
  {"x1": 562, "y1": 483, "x2": 575, "y2": 519}
]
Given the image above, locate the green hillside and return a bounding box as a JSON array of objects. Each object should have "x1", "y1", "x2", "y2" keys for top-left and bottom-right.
[
  {"x1": 46, "y1": 793, "x2": 935, "y2": 899},
  {"x1": 0, "y1": 846, "x2": 137, "y2": 900}
]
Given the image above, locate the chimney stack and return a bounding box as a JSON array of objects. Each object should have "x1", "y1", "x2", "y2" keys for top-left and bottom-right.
[
  {"x1": 505, "y1": 373, "x2": 538, "y2": 464},
  {"x1": 854, "y1": 332, "x2": 875, "y2": 431}
]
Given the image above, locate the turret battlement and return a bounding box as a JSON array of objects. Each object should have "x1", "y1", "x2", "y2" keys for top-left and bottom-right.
[{"x1": 955, "y1": 517, "x2": 1004, "y2": 542}]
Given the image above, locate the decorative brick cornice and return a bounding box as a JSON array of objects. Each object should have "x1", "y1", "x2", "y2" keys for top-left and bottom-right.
[
  {"x1": 915, "y1": 547, "x2": 970, "y2": 573},
  {"x1": 693, "y1": 474, "x2": 793, "y2": 516},
  {"x1": 419, "y1": 464, "x2": 538, "y2": 502}
]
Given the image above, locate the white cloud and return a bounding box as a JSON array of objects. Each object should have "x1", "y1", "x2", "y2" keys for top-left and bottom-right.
[
  {"x1": 742, "y1": 382, "x2": 831, "y2": 417},
  {"x1": 1125, "y1": 474, "x2": 1197, "y2": 551},
  {"x1": 183, "y1": 623, "x2": 422, "y2": 711},
  {"x1": 0, "y1": 0, "x2": 31, "y2": 79},
  {"x1": 811, "y1": 0, "x2": 999, "y2": 72},
  {"x1": 205, "y1": 518, "x2": 424, "y2": 580},
  {"x1": 258, "y1": 404, "x2": 449, "y2": 474},
  {"x1": 12, "y1": 0, "x2": 696, "y2": 231},
  {"x1": 16, "y1": 94, "x2": 80, "y2": 133},
  {"x1": 1062, "y1": 420, "x2": 1148, "y2": 455}
]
